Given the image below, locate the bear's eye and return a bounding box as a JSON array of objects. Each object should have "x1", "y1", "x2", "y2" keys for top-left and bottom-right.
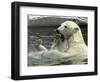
[{"x1": 64, "y1": 26, "x2": 67, "y2": 28}]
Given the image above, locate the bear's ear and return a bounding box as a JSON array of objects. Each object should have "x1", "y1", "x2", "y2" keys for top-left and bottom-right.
[
  {"x1": 75, "y1": 28, "x2": 79, "y2": 31},
  {"x1": 74, "y1": 27, "x2": 79, "y2": 33}
]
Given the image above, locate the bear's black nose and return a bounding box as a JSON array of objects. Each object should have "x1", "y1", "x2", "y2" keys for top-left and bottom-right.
[{"x1": 56, "y1": 29, "x2": 59, "y2": 33}]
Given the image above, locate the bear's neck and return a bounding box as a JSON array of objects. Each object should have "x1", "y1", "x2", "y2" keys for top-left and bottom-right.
[{"x1": 68, "y1": 30, "x2": 85, "y2": 46}]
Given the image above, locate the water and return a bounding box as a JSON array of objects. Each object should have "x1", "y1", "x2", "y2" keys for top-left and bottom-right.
[{"x1": 28, "y1": 51, "x2": 87, "y2": 66}]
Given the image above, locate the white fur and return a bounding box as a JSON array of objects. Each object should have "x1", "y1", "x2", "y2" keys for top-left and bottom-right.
[
  {"x1": 34, "y1": 39, "x2": 48, "y2": 52},
  {"x1": 57, "y1": 21, "x2": 87, "y2": 56},
  {"x1": 34, "y1": 44, "x2": 48, "y2": 51}
]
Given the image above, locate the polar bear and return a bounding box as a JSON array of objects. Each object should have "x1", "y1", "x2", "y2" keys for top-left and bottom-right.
[
  {"x1": 47, "y1": 21, "x2": 88, "y2": 64},
  {"x1": 56, "y1": 21, "x2": 87, "y2": 56}
]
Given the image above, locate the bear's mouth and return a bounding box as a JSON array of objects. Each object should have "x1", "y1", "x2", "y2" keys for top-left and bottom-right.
[
  {"x1": 61, "y1": 34, "x2": 65, "y2": 42},
  {"x1": 56, "y1": 30, "x2": 65, "y2": 42}
]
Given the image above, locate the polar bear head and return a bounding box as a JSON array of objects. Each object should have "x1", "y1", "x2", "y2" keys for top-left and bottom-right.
[{"x1": 56, "y1": 21, "x2": 85, "y2": 43}]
